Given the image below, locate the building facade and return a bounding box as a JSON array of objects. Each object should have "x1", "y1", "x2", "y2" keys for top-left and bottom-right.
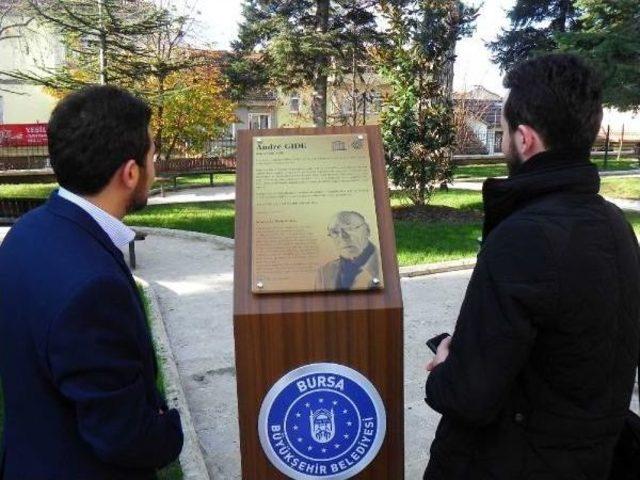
[
  {"x1": 0, "y1": 16, "x2": 63, "y2": 124},
  {"x1": 454, "y1": 86, "x2": 504, "y2": 155}
]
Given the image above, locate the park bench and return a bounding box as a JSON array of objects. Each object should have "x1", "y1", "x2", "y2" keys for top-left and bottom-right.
[
  {"x1": 154, "y1": 156, "x2": 236, "y2": 194},
  {"x1": 0, "y1": 197, "x2": 145, "y2": 269}
]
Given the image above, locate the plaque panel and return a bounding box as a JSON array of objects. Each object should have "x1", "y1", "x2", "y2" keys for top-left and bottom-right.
[{"x1": 251, "y1": 133, "x2": 384, "y2": 293}]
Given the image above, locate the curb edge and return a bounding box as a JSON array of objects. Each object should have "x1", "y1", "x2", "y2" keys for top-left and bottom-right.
[{"x1": 136, "y1": 277, "x2": 211, "y2": 480}]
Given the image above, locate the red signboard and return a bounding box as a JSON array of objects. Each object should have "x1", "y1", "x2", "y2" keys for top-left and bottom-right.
[{"x1": 0, "y1": 124, "x2": 48, "y2": 147}]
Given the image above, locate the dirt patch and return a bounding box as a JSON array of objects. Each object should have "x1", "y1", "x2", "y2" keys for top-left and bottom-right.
[{"x1": 392, "y1": 205, "x2": 483, "y2": 223}]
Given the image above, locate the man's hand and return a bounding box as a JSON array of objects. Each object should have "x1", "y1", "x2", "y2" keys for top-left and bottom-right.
[{"x1": 426, "y1": 335, "x2": 452, "y2": 372}]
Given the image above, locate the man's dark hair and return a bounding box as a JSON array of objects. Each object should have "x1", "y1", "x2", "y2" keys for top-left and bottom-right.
[
  {"x1": 503, "y1": 54, "x2": 603, "y2": 153},
  {"x1": 48, "y1": 85, "x2": 152, "y2": 195}
]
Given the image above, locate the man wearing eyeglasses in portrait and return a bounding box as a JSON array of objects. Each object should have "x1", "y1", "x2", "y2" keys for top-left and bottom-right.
[{"x1": 315, "y1": 211, "x2": 381, "y2": 290}]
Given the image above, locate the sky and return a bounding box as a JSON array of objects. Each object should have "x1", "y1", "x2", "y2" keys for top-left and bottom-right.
[
  {"x1": 187, "y1": 0, "x2": 516, "y2": 96},
  {"x1": 453, "y1": 0, "x2": 516, "y2": 95}
]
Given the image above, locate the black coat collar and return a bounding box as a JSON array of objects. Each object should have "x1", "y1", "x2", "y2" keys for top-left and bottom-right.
[{"x1": 482, "y1": 149, "x2": 600, "y2": 239}]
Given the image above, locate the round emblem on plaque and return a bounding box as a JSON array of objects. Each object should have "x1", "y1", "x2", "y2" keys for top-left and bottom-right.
[{"x1": 258, "y1": 363, "x2": 386, "y2": 480}]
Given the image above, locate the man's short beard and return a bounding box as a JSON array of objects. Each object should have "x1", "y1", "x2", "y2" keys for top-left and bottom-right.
[
  {"x1": 126, "y1": 167, "x2": 149, "y2": 214},
  {"x1": 505, "y1": 136, "x2": 523, "y2": 177}
]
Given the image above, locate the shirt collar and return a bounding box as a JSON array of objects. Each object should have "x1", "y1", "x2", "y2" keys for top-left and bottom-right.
[{"x1": 57, "y1": 187, "x2": 136, "y2": 249}]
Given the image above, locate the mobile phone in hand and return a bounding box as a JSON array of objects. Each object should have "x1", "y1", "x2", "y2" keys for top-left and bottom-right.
[{"x1": 426, "y1": 333, "x2": 450, "y2": 354}]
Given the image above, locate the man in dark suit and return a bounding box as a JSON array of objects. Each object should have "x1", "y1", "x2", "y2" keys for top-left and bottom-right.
[{"x1": 0, "y1": 86, "x2": 183, "y2": 479}]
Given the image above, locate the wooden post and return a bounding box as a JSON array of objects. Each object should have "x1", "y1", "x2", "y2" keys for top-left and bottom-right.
[{"x1": 233, "y1": 126, "x2": 404, "y2": 479}]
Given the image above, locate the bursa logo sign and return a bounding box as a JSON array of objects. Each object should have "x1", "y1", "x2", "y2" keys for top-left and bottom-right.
[{"x1": 258, "y1": 363, "x2": 386, "y2": 480}]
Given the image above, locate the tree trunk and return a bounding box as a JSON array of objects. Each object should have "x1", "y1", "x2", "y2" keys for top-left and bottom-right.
[
  {"x1": 98, "y1": 0, "x2": 107, "y2": 84},
  {"x1": 557, "y1": 0, "x2": 572, "y2": 33},
  {"x1": 311, "y1": 0, "x2": 329, "y2": 127},
  {"x1": 442, "y1": 0, "x2": 459, "y2": 171},
  {"x1": 166, "y1": 134, "x2": 178, "y2": 162},
  {"x1": 351, "y1": 48, "x2": 358, "y2": 126},
  {"x1": 155, "y1": 75, "x2": 166, "y2": 157},
  {"x1": 443, "y1": 0, "x2": 458, "y2": 98},
  {"x1": 362, "y1": 91, "x2": 367, "y2": 125}
]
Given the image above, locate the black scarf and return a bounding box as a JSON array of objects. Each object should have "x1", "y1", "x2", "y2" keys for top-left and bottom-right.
[
  {"x1": 337, "y1": 242, "x2": 375, "y2": 289},
  {"x1": 482, "y1": 148, "x2": 600, "y2": 240}
]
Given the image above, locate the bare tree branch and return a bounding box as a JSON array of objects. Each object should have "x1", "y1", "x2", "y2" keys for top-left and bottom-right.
[{"x1": 0, "y1": 0, "x2": 34, "y2": 42}]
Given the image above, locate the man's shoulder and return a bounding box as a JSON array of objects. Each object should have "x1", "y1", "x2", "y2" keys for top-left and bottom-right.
[
  {"x1": 481, "y1": 214, "x2": 558, "y2": 281},
  {"x1": 1, "y1": 202, "x2": 126, "y2": 297},
  {"x1": 6, "y1": 200, "x2": 109, "y2": 255},
  {"x1": 493, "y1": 191, "x2": 626, "y2": 246}
]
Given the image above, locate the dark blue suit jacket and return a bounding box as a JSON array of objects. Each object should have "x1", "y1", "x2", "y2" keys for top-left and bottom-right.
[{"x1": 0, "y1": 193, "x2": 183, "y2": 479}]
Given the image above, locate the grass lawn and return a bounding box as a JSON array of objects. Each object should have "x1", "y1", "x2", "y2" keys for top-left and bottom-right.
[
  {"x1": 125, "y1": 201, "x2": 236, "y2": 238},
  {"x1": 2, "y1": 181, "x2": 637, "y2": 266},
  {"x1": 395, "y1": 221, "x2": 481, "y2": 265},
  {"x1": 600, "y1": 177, "x2": 640, "y2": 200},
  {"x1": 593, "y1": 157, "x2": 640, "y2": 171},
  {"x1": 625, "y1": 213, "x2": 640, "y2": 235},
  {"x1": 392, "y1": 188, "x2": 484, "y2": 210},
  {"x1": 0, "y1": 174, "x2": 236, "y2": 200},
  {"x1": 0, "y1": 182, "x2": 58, "y2": 199},
  {"x1": 125, "y1": 190, "x2": 485, "y2": 266},
  {"x1": 454, "y1": 157, "x2": 640, "y2": 180},
  {"x1": 454, "y1": 164, "x2": 507, "y2": 179}
]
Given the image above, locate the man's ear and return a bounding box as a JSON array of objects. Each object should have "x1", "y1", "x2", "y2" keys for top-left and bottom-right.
[
  {"x1": 120, "y1": 159, "x2": 140, "y2": 191},
  {"x1": 515, "y1": 125, "x2": 546, "y2": 161}
]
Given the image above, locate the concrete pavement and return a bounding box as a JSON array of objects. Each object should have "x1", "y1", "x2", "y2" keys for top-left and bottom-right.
[{"x1": 148, "y1": 185, "x2": 235, "y2": 205}]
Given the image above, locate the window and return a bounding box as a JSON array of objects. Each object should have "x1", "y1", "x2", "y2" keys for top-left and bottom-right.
[
  {"x1": 342, "y1": 97, "x2": 356, "y2": 115},
  {"x1": 369, "y1": 92, "x2": 382, "y2": 113},
  {"x1": 248, "y1": 113, "x2": 271, "y2": 130},
  {"x1": 341, "y1": 92, "x2": 382, "y2": 115},
  {"x1": 290, "y1": 94, "x2": 300, "y2": 114}
]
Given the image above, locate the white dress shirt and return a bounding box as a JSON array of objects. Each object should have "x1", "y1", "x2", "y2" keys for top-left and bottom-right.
[{"x1": 57, "y1": 187, "x2": 136, "y2": 249}]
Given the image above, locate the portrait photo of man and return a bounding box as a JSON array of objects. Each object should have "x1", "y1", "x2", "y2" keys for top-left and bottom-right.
[{"x1": 315, "y1": 211, "x2": 382, "y2": 291}]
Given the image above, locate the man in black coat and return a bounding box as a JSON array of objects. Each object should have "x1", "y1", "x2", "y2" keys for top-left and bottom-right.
[{"x1": 424, "y1": 54, "x2": 640, "y2": 479}]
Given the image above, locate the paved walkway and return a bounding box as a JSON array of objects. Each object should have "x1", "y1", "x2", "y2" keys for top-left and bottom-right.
[{"x1": 148, "y1": 185, "x2": 235, "y2": 205}]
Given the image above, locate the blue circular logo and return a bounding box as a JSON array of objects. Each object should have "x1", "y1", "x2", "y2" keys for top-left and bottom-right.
[{"x1": 258, "y1": 363, "x2": 386, "y2": 479}]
